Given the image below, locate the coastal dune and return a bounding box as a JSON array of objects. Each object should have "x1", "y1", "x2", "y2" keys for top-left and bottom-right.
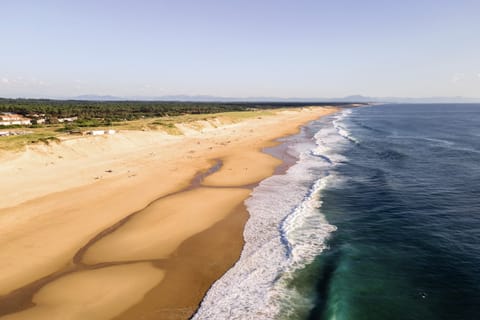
[{"x1": 0, "y1": 107, "x2": 338, "y2": 319}]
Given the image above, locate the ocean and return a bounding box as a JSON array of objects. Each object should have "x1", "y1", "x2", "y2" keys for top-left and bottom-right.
[{"x1": 193, "y1": 104, "x2": 480, "y2": 320}]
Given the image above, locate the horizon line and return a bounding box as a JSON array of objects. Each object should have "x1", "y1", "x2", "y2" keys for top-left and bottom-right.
[{"x1": 1, "y1": 94, "x2": 480, "y2": 103}]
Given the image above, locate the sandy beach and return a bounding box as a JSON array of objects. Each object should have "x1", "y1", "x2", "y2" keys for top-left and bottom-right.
[{"x1": 0, "y1": 106, "x2": 338, "y2": 320}]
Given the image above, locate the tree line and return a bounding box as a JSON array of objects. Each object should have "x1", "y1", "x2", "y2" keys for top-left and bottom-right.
[{"x1": 0, "y1": 98, "x2": 349, "y2": 124}]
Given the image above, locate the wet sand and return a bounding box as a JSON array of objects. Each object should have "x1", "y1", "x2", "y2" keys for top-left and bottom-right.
[{"x1": 0, "y1": 107, "x2": 338, "y2": 319}]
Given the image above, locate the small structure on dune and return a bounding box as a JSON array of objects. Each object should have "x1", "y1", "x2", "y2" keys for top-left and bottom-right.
[
  {"x1": 86, "y1": 129, "x2": 117, "y2": 136},
  {"x1": 58, "y1": 116, "x2": 78, "y2": 123},
  {"x1": 0, "y1": 113, "x2": 32, "y2": 126},
  {"x1": 89, "y1": 130, "x2": 105, "y2": 136}
]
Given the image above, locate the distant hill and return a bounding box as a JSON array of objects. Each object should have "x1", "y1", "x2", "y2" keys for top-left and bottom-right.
[
  {"x1": 72, "y1": 95, "x2": 127, "y2": 101},
  {"x1": 40, "y1": 94, "x2": 480, "y2": 103}
]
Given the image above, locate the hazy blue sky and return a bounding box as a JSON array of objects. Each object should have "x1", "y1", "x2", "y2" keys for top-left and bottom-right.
[{"x1": 1, "y1": 0, "x2": 479, "y2": 98}]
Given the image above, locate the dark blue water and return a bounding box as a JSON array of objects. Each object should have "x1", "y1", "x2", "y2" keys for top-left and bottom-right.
[{"x1": 295, "y1": 104, "x2": 480, "y2": 320}]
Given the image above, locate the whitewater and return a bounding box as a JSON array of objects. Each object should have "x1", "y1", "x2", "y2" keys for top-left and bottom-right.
[{"x1": 192, "y1": 109, "x2": 354, "y2": 319}]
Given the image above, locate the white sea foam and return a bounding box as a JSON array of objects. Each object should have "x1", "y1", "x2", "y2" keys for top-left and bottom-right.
[
  {"x1": 333, "y1": 109, "x2": 359, "y2": 144},
  {"x1": 192, "y1": 110, "x2": 353, "y2": 320},
  {"x1": 312, "y1": 125, "x2": 349, "y2": 164},
  {"x1": 281, "y1": 176, "x2": 338, "y2": 269}
]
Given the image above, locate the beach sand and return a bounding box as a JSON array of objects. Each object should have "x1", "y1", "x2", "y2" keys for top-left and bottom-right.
[{"x1": 0, "y1": 106, "x2": 338, "y2": 319}]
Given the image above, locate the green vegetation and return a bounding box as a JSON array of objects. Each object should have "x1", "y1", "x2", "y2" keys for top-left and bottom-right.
[
  {"x1": 0, "y1": 98, "x2": 352, "y2": 152},
  {"x1": 0, "y1": 130, "x2": 61, "y2": 152},
  {"x1": 0, "y1": 109, "x2": 283, "y2": 151},
  {"x1": 0, "y1": 98, "x2": 346, "y2": 125}
]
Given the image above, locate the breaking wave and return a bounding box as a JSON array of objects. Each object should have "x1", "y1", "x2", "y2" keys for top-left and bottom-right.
[{"x1": 192, "y1": 109, "x2": 355, "y2": 319}]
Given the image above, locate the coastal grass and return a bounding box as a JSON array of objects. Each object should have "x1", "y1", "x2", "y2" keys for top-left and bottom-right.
[
  {"x1": 112, "y1": 109, "x2": 275, "y2": 133},
  {"x1": 0, "y1": 129, "x2": 61, "y2": 152},
  {"x1": 0, "y1": 109, "x2": 279, "y2": 152}
]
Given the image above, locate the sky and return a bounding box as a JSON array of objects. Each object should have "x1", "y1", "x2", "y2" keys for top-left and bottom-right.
[{"x1": 1, "y1": 0, "x2": 479, "y2": 99}]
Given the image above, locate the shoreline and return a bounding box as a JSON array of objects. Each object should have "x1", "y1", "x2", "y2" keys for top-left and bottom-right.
[{"x1": 0, "y1": 107, "x2": 339, "y2": 320}]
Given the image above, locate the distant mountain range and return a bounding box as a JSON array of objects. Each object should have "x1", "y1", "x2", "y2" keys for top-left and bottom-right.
[{"x1": 70, "y1": 94, "x2": 480, "y2": 103}]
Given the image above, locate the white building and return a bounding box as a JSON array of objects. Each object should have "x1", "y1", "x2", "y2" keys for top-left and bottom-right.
[
  {"x1": 0, "y1": 113, "x2": 32, "y2": 126},
  {"x1": 89, "y1": 130, "x2": 105, "y2": 136},
  {"x1": 87, "y1": 129, "x2": 116, "y2": 136},
  {"x1": 58, "y1": 116, "x2": 78, "y2": 123}
]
